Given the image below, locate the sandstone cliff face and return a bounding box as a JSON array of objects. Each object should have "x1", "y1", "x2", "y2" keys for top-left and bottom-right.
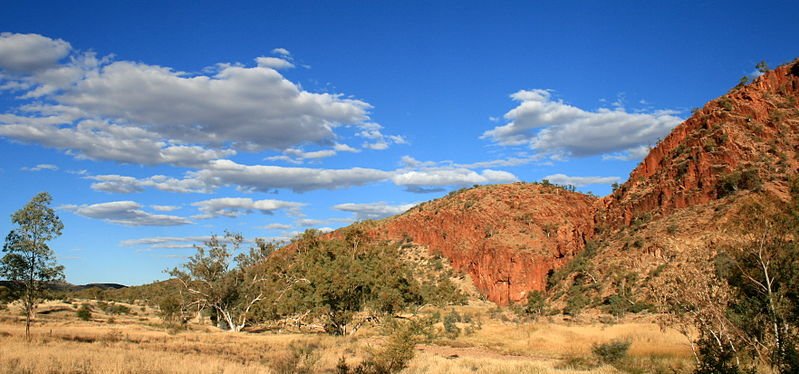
[
  {"x1": 600, "y1": 61, "x2": 799, "y2": 229},
  {"x1": 372, "y1": 183, "x2": 596, "y2": 305}
]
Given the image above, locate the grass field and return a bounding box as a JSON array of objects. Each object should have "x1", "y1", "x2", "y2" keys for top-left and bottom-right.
[{"x1": 0, "y1": 300, "x2": 695, "y2": 373}]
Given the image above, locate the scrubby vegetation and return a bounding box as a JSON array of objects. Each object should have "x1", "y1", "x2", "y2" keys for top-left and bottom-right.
[{"x1": 716, "y1": 167, "x2": 763, "y2": 197}]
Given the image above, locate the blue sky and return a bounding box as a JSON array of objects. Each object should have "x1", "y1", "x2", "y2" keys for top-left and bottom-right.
[{"x1": 1, "y1": 1, "x2": 797, "y2": 285}]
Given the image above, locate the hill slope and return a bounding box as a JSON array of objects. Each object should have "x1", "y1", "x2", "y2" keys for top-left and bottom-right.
[
  {"x1": 330, "y1": 59, "x2": 799, "y2": 306},
  {"x1": 371, "y1": 183, "x2": 596, "y2": 304}
]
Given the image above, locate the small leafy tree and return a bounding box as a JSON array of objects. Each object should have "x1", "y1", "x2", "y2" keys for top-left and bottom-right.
[
  {"x1": 258, "y1": 229, "x2": 425, "y2": 335},
  {"x1": 169, "y1": 232, "x2": 274, "y2": 332},
  {"x1": 524, "y1": 290, "x2": 547, "y2": 319},
  {"x1": 756, "y1": 61, "x2": 770, "y2": 74},
  {"x1": 0, "y1": 192, "x2": 65, "y2": 339}
]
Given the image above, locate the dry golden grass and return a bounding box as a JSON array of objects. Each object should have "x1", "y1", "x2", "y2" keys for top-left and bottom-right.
[{"x1": 0, "y1": 300, "x2": 695, "y2": 373}]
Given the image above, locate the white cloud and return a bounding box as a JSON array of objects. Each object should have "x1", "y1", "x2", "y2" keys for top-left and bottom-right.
[
  {"x1": 62, "y1": 201, "x2": 192, "y2": 226},
  {"x1": 266, "y1": 143, "x2": 360, "y2": 164},
  {"x1": 87, "y1": 174, "x2": 213, "y2": 193},
  {"x1": 271, "y1": 48, "x2": 291, "y2": 56},
  {"x1": 333, "y1": 202, "x2": 416, "y2": 220},
  {"x1": 297, "y1": 218, "x2": 324, "y2": 227},
  {"x1": 0, "y1": 33, "x2": 71, "y2": 73},
  {"x1": 120, "y1": 236, "x2": 211, "y2": 251},
  {"x1": 334, "y1": 143, "x2": 359, "y2": 152},
  {"x1": 190, "y1": 159, "x2": 392, "y2": 193},
  {"x1": 543, "y1": 173, "x2": 621, "y2": 187},
  {"x1": 482, "y1": 89, "x2": 682, "y2": 159},
  {"x1": 266, "y1": 147, "x2": 338, "y2": 164},
  {"x1": 264, "y1": 223, "x2": 292, "y2": 230},
  {"x1": 21, "y1": 163, "x2": 58, "y2": 172},
  {"x1": 191, "y1": 197, "x2": 304, "y2": 219},
  {"x1": 601, "y1": 145, "x2": 652, "y2": 161},
  {"x1": 357, "y1": 123, "x2": 407, "y2": 150},
  {"x1": 56, "y1": 60, "x2": 371, "y2": 151},
  {"x1": 256, "y1": 56, "x2": 294, "y2": 70},
  {"x1": 87, "y1": 155, "x2": 521, "y2": 195},
  {"x1": 0, "y1": 117, "x2": 234, "y2": 166},
  {"x1": 392, "y1": 167, "x2": 517, "y2": 193},
  {"x1": 0, "y1": 33, "x2": 398, "y2": 167},
  {"x1": 150, "y1": 205, "x2": 180, "y2": 212}
]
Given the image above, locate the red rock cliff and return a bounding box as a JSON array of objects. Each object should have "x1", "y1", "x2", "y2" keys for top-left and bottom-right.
[{"x1": 372, "y1": 183, "x2": 597, "y2": 305}]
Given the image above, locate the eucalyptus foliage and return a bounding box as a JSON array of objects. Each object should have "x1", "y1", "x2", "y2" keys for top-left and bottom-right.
[{"x1": 0, "y1": 192, "x2": 65, "y2": 339}]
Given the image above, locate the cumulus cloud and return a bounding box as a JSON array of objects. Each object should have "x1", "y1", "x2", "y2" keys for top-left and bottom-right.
[
  {"x1": 0, "y1": 118, "x2": 234, "y2": 166},
  {"x1": 21, "y1": 163, "x2": 58, "y2": 171},
  {"x1": 0, "y1": 33, "x2": 401, "y2": 167},
  {"x1": 392, "y1": 168, "x2": 517, "y2": 192},
  {"x1": 333, "y1": 202, "x2": 416, "y2": 220},
  {"x1": 482, "y1": 89, "x2": 682, "y2": 160},
  {"x1": 392, "y1": 156, "x2": 518, "y2": 193},
  {"x1": 0, "y1": 33, "x2": 71, "y2": 73},
  {"x1": 55, "y1": 61, "x2": 371, "y2": 151},
  {"x1": 191, "y1": 197, "x2": 304, "y2": 219},
  {"x1": 543, "y1": 173, "x2": 621, "y2": 187},
  {"x1": 264, "y1": 223, "x2": 292, "y2": 230},
  {"x1": 62, "y1": 201, "x2": 192, "y2": 226}
]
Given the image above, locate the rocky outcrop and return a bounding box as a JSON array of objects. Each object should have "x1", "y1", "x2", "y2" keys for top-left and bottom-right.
[
  {"x1": 600, "y1": 60, "x2": 799, "y2": 229},
  {"x1": 372, "y1": 183, "x2": 597, "y2": 305}
]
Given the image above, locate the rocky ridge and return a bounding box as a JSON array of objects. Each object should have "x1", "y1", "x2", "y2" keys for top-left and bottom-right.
[{"x1": 334, "y1": 59, "x2": 799, "y2": 305}]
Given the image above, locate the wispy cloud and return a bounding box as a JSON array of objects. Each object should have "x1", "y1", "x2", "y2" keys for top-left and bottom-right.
[
  {"x1": 62, "y1": 201, "x2": 192, "y2": 226},
  {"x1": 333, "y1": 201, "x2": 417, "y2": 220},
  {"x1": 21, "y1": 163, "x2": 58, "y2": 171}
]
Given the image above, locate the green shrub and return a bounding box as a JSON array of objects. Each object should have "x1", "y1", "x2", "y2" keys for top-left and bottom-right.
[
  {"x1": 76, "y1": 304, "x2": 92, "y2": 321},
  {"x1": 523, "y1": 291, "x2": 547, "y2": 318},
  {"x1": 442, "y1": 310, "x2": 461, "y2": 339},
  {"x1": 716, "y1": 168, "x2": 762, "y2": 197},
  {"x1": 719, "y1": 98, "x2": 734, "y2": 111},
  {"x1": 592, "y1": 339, "x2": 631, "y2": 364},
  {"x1": 339, "y1": 323, "x2": 418, "y2": 374},
  {"x1": 564, "y1": 292, "x2": 589, "y2": 316}
]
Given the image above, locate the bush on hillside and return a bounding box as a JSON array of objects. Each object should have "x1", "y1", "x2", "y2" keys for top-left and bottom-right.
[{"x1": 716, "y1": 168, "x2": 762, "y2": 198}]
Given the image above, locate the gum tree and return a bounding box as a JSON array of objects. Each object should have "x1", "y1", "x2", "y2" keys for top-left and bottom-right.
[
  {"x1": 0, "y1": 192, "x2": 65, "y2": 339},
  {"x1": 169, "y1": 232, "x2": 274, "y2": 332}
]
